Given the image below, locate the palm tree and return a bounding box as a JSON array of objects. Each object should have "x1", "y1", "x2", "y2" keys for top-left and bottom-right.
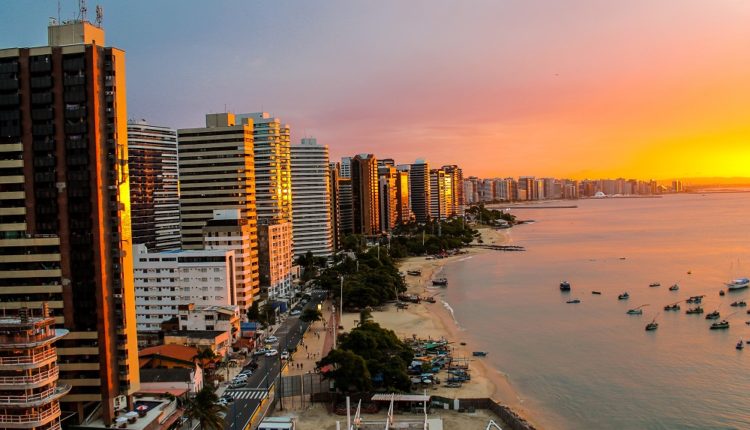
[
  {"x1": 192, "y1": 348, "x2": 218, "y2": 369},
  {"x1": 185, "y1": 386, "x2": 226, "y2": 430}
]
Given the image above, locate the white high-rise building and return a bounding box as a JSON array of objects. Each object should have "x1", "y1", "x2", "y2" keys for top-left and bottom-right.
[
  {"x1": 290, "y1": 138, "x2": 333, "y2": 258},
  {"x1": 340, "y1": 157, "x2": 352, "y2": 178},
  {"x1": 133, "y1": 244, "x2": 236, "y2": 333}
]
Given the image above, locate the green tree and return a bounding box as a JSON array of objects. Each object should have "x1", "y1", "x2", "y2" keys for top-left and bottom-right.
[
  {"x1": 185, "y1": 386, "x2": 226, "y2": 430},
  {"x1": 246, "y1": 301, "x2": 261, "y2": 322},
  {"x1": 318, "y1": 349, "x2": 372, "y2": 393},
  {"x1": 299, "y1": 308, "x2": 322, "y2": 323},
  {"x1": 261, "y1": 303, "x2": 277, "y2": 326}
]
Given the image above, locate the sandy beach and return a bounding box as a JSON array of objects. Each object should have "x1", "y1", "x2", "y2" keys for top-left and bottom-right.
[{"x1": 277, "y1": 226, "x2": 537, "y2": 428}]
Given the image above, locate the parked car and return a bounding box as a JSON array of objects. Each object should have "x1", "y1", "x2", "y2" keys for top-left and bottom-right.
[
  {"x1": 239, "y1": 369, "x2": 253, "y2": 376},
  {"x1": 221, "y1": 394, "x2": 234, "y2": 403},
  {"x1": 229, "y1": 381, "x2": 244, "y2": 389},
  {"x1": 216, "y1": 398, "x2": 228, "y2": 406},
  {"x1": 266, "y1": 336, "x2": 279, "y2": 343},
  {"x1": 290, "y1": 309, "x2": 301, "y2": 316},
  {"x1": 265, "y1": 349, "x2": 278, "y2": 357},
  {"x1": 280, "y1": 351, "x2": 290, "y2": 360},
  {"x1": 253, "y1": 348, "x2": 269, "y2": 356}
]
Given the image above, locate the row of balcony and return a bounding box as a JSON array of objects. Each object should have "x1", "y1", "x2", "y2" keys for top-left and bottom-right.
[
  {"x1": 0, "y1": 402, "x2": 60, "y2": 428},
  {"x1": 0, "y1": 367, "x2": 58, "y2": 388},
  {"x1": 0, "y1": 384, "x2": 69, "y2": 407},
  {"x1": 0, "y1": 348, "x2": 56, "y2": 368}
]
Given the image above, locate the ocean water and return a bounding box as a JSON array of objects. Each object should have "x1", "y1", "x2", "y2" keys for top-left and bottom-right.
[{"x1": 443, "y1": 193, "x2": 750, "y2": 430}]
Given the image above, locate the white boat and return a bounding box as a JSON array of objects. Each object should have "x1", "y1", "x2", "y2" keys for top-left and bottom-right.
[{"x1": 726, "y1": 278, "x2": 749, "y2": 290}]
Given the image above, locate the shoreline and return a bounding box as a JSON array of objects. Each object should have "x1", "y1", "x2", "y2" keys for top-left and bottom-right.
[{"x1": 340, "y1": 226, "x2": 538, "y2": 427}]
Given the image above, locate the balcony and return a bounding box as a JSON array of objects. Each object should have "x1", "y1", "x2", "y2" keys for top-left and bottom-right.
[
  {"x1": 0, "y1": 328, "x2": 67, "y2": 349},
  {"x1": 0, "y1": 348, "x2": 57, "y2": 369},
  {"x1": 0, "y1": 367, "x2": 59, "y2": 389},
  {"x1": 0, "y1": 402, "x2": 60, "y2": 428},
  {"x1": 0, "y1": 384, "x2": 70, "y2": 407}
]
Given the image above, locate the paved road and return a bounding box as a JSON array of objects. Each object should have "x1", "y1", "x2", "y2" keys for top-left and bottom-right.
[{"x1": 223, "y1": 291, "x2": 327, "y2": 430}]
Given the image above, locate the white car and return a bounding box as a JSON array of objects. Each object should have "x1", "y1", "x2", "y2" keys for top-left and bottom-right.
[
  {"x1": 265, "y1": 349, "x2": 278, "y2": 357},
  {"x1": 266, "y1": 336, "x2": 279, "y2": 343},
  {"x1": 290, "y1": 310, "x2": 301, "y2": 316},
  {"x1": 216, "y1": 398, "x2": 228, "y2": 406},
  {"x1": 280, "y1": 351, "x2": 290, "y2": 360}
]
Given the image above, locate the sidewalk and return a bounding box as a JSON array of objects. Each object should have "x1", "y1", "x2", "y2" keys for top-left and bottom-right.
[{"x1": 286, "y1": 300, "x2": 335, "y2": 376}]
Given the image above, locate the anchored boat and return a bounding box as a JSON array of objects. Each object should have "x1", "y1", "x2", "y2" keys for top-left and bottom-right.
[
  {"x1": 726, "y1": 278, "x2": 749, "y2": 291},
  {"x1": 432, "y1": 278, "x2": 448, "y2": 286},
  {"x1": 705, "y1": 310, "x2": 721, "y2": 320},
  {"x1": 560, "y1": 281, "x2": 571, "y2": 291},
  {"x1": 710, "y1": 320, "x2": 730, "y2": 330},
  {"x1": 618, "y1": 292, "x2": 630, "y2": 300},
  {"x1": 686, "y1": 306, "x2": 704, "y2": 314},
  {"x1": 649, "y1": 282, "x2": 661, "y2": 287},
  {"x1": 664, "y1": 303, "x2": 681, "y2": 311},
  {"x1": 731, "y1": 301, "x2": 747, "y2": 307},
  {"x1": 669, "y1": 284, "x2": 679, "y2": 291},
  {"x1": 627, "y1": 304, "x2": 648, "y2": 315}
]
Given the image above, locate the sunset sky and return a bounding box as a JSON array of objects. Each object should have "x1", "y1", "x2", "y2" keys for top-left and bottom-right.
[{"x1": 2, "y1": 1, "x2": 749, "y2": 179}]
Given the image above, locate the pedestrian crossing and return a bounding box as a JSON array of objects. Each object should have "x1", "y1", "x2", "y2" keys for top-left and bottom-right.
[{"x1": 224, "y1": 389, "x2": 268, "y2": 400}]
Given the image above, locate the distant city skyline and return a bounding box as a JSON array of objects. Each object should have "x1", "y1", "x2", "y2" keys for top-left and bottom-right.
[{"x1": 2, "y1": 1, "x2": 748, "y2": 179}]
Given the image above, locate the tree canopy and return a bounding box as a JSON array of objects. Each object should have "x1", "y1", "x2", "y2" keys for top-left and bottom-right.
[{"x1": 185, "y1": 386, "x2": 226, "y2": 430}]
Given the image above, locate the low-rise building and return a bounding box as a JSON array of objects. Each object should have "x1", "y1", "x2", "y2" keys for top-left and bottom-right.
[
  {"x1": 139, "y1": 367, "x2": 203, "y2": 395},
  {"x1": 177, "y1": 304, "x2": 240, "y2": 342},
  {"x1": 163, "y1": 330, "x2": 231, "y2": 357}
]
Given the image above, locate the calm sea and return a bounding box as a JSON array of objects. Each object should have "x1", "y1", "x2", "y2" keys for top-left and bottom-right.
[{"x1": 443, "y1": 193, "x2": 750, "y2": 430}]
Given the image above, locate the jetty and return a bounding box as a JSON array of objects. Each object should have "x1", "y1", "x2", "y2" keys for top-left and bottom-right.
[{"x1": 469, "y1": 244, "x2": 526, "y2": 252}]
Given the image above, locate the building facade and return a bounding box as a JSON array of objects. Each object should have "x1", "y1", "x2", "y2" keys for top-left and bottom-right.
[
  {"x1": 378, "y1": 165, "x2": 398, "y2": 232},
  {"x1": 127, "y1": 120, "x2": 180, "y2": 251},
  {"x1": 409, "y1": 159, "x2": 430, "y2": 223},
  {"x1": 328, "y1": 163, "x2": 341, "y2": 249},
  {"x1": 290, "y1": 138, "x2": 333, "y2": 257},
  {"x1": 429, "y1": 168, "x2": 450, "y2": 220},
  {"x1": 257, "y1": 220, "x2": 294, "y2": 299},
  {"x1": 202, "y1": 209, "x2": 259, "y2": 311},
  {"x1": 395, "y1": 166, "x2": 412, "y2": 224},
  {"x1": 350, "y1": 154, "x2": 380, "y2": 235},
  {"x1": 0, "y1": 21, "x2": 139, "y2": 424},
  {"x1": 133, "y1": 244, "x2": 236, "y2": 334},
  {"x1": 0, "y1": 306, "x2": 70, "y2": 430},
  {"x1": 235, "y1": 113, "x2": 292, "y2": 223}
]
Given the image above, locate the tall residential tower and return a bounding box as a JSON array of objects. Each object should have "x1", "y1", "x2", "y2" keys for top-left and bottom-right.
[{"x1": 290, "y1": 138, "x2": 333, "y2": 258}]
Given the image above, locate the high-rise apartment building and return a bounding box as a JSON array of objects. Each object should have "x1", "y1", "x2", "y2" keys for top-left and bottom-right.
[
  {"x1": 338, "y1": 177, "x2": 354, "y2": 236},
  {"x1": 378, "y1": 165, "x2": 398, "y2": 232},
  {"x1": 202, "y1": 209, "x2": 259, "y2": 310},
  {"x1": 0, "y1": 21, "x2": 139, "y2": 424},
  {"x1": 430, "y1": 169, "x2": 451, "y2": 220},
  {"x1": 328, "y1": 162, "x2": 341, "y2": 249},
  {"x1": 395, "y1": 166, "x2": 412, "y2": 224},
  {"x1": 127, "y1": 120, "x2": 180, "y2": 251},
  {"x1": 0, "y1": 305, "x2": 70, "y2": 430},
  {"x1": 339, "y1": 157, "x2": 352, "y2": 179},
  {"x1": 409, "y1": 159, "x2": 431, "y2": 223},
  {"x1": 290, "y1": 138, "x2": 333, "y2": 257},
  {"x1": 257, "y1": 220, "x2": 293, "y2": 299},
  {"x1": 350, "y1": 154, "x2": 380, "y2": 235},
  {"x1": 235, "y1": 113, "x2": 292, "y2": 223},
  {"x1": 442, "y1": 165, "x2": 464, "y2": 217}
]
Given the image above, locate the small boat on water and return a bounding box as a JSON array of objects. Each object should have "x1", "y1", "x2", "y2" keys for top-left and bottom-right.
[
  {"x1": 706, "y1": 310, "x2": 721, "y2": 320},
  {"x1": 645, "y1": 319, "x2": 659, "y2": 331},
  {"x1": 591, "y1": 291, "x2": 602, "y2": 295},
  {"x1": 560, "y1": 281, "x2": 571, "y2": 291},
  {"x1": 726, "y1": 278, "x2": 750, "y2": 291},
  {"x1": 664, "y1": 303, "x2": 681, "y2": 311},
  {"x1": 710, "y1": 320, "x2": 730, "y2": 330},
  {"x1": 432, "y1": 278, "x2": 448, "y2": 286},
  {"x1": 669, "y1": 284, "x2": 679, "y2": 291},
  {"x1": 686, "y1": 306, "x2": 704, "y2": 314},
  {"x1": 720, "y1": 290, "x2": 726, "y2": 296},
  {"x1": 627, "y1": 304, "x2": 648, "y2": 315},
  {"x1": 649, "y1": 282, "x2": 661, "y2": 287},
  {"x1": 618, "y1": 292, "x2": 630, "y2": 300},
  {"x1": 731, "y1": 301, "x2": 747, "y2": 307},
  {"x1": 737, "y1": 339, "x2": 744, "y2": 350},
  {"x1": 686, "y1": 295, "x2": 705, "y2": 304},
  {"x1": 472, "y1": 351, "x2": 488, "y2": 357},
  {"x1": 407, "y1": 270, "x2": 422, "y2": 276},
  {"x1": 566, "y1": 299, "x2": 581, "y2": 304}
]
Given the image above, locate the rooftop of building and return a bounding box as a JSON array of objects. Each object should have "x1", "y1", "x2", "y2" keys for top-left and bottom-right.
[
  {"x1": 139, "y1": 344, "x2": 199, "y2": 367},
  {"x1": 79, "y1": 395, "x2": 182, "y2": 430},
  {"x1": 164, "y1": 330, "x2": 226, "y2": 340},
  {"x1": 139, "y1": 368, "x2": 193, "y2": 383}
]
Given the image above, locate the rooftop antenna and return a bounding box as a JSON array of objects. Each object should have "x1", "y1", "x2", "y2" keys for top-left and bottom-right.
[
  {"x1": 95, "y1": 5, "x2": 103, "y2": 27},
  {"x1": 78, "y1": 0, "x2": 87, "y2": 22}
]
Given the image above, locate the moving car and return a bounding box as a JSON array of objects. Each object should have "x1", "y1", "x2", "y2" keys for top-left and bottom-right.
[
  {"x1": 265, "y1": 349, "x2": 279, "y2": 357},
  {"x1": 266, "y1": 336, "x2": 279, "y2": 343}
]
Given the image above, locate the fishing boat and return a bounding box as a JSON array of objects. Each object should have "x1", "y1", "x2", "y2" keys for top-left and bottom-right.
[
  {"x1": 645, "y1": 320, "x2": 659, "y2": 331},
  {"x1": 705, "y1": 310, "x2": 721, "y2": 320},
  {"x1": 649, "y1": 282, "x2": 661, "y2": 287},
  {"x1": 566, "y1": 299, "x2": 581, "y2": 304},
  {"x1": 618, "y1": 292, "x2": 630, "y2": 300},
  {"x1": 407, "y1": 270, "x2": 422, "y2": 276},
  {"x1": 737, "y1": 340, "x2": 744, "y2": 350},
  {"x1": 686, "y1": 295, "x2": 704, "y2": 304},
  {"x1": 726, "y1": 278, "x2": 749, "y2": 291},
  {"x1": 731, "y1": 301, "x2": 747, "y2": 307},
  {"x1": 627, "y1": 304, "x2": 648, "y2": 315},
  {"x1": 710, "y1": 320, "x2": 730, "y2": 330},
  {"x1": 560, "y1": 281, "x2": 571, "y2": 291},
  {"x1": 591, "y1": 291, "x2": 602, "y2": 295},
  {"x1": 669, "y1": 284, "x2": 679, "y2": 291},
  {"x1": 664, "y1": 303, "x2": 680, "y2": 311},
  {"x1": 432, "y1": 278, "x2": 448, "y2": 286},
  {"x1": 472, "y1": 351, "x2": 488, "y2": 357},
  {"x1": 720, "y1": 290, "x2": 726, "y2": 296},
  {"x1": 686, "y1": 306, "x2": 704, "y2": 314}
]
